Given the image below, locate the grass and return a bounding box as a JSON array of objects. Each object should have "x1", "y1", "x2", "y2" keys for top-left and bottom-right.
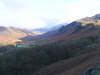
[
  {"x1": 35, "y1": 40, "x2": 49, "y2": 46},
  {"x1": 16, "y1": 43, "x2": 33, "y2": 48},
  {"x1": 96, "y1": 70, "x2": 100, "y2": 75}
]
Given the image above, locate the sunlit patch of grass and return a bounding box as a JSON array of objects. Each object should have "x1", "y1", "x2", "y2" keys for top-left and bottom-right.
[{"x1": 16, "y1": 43, "x2": 33, "y2": 48}]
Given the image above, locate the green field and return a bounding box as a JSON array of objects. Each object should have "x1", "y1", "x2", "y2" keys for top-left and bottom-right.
[{"x1": 96, "y1": 70, "x2": 100, "y2": 75}]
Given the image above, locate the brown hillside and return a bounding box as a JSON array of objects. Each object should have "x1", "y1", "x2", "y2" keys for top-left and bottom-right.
[
  {"x1": 0, "y1": 27, "x2": 28, "y2": 45},
  {"x1": 35, "y1": 50, "x2": 100, "y2": 75}
]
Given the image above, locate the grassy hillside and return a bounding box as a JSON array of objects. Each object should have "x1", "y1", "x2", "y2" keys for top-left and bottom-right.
[
  {"x1": 0, "y1": 27, "x2": 28, "y2": 45},
  {"x1": 0, "y1": 27, "x2": 43, "y2": 46},
  {"x1": 0, "y1": 34, "x2": 99, "y2": 75},
  {"x1": 35, "y1": 50, "x2": 100, "y2": 75}
]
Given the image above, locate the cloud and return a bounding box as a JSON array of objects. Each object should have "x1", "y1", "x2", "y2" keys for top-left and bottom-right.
[
  {"x1": 65, "y1": 0, "x2": 100, "y2": 22},
  {"x1": 0, "y1": 0, "x2": 47, "y2": 29},
  {"x1": 0, "y1": 0, "x2": 25, "y2": 11},
  {"x1": 0, "y1": 0, "x2": 100, "y2": 29},
  {"x1": 41, "y1": 18, "x2": 60, "y2": 26}
]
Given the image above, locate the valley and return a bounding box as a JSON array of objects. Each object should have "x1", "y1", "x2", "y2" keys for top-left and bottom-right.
[{"x1": 1, "y1": 14, "x2": 100, "y2": 75}]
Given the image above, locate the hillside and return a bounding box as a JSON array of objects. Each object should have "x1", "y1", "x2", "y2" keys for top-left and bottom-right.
[
  {"x1": 35, "y1": 50, "x2": 100, "y2": 75},
  {"x1": 1, "y1": 14, "x2": 100, "y2": 75},
  {"x1": 21, "y1": 14, "x2": 100, "y2": 45},
  {"x1": 0, "y1": 27, "x2": 27, "y2": 44},
  {"x1": 32, "y1": 24, "x2": 64, "y2": 32},
  {"x1": 0, "y1": 26, "x2": 43, "y2": 45},
  {"x1": 32, "y1": 14, "x2": 100, "y2": 75}
]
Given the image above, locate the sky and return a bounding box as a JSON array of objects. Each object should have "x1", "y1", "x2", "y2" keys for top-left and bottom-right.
[{"x1": 0, "y1": 0, "x2": 100, "y2": 29}]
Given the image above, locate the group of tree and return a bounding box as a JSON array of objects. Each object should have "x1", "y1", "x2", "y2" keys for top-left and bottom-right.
[{"x1": 0, "y1": 35, "x2": 99, "y2": 75}]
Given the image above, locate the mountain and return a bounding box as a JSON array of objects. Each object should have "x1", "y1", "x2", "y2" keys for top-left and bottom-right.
[
  {"x1": 21, "y1": 24, "x2": 64, "y2": 41},
  {"x1": 20, "y1": 13, "x2": 100, "y2": 56},
  {"x1": 34, "y1": 13, "x2": 100, "y2": 75},
  {"x1": 0, "y1": 26, "x2": 27, "y2": 45},
  {"x1": 2, "y1": 14, "x2": 100, "y2": 75},
  {"x1": 0, "y1": 26, "x2": 43, "y2": 45},
  {"x1": 33, "y1": 14, "x2": 100, "y2": 42},
  {"x1": 32, "y1": 24, "x2": 64, "y2": 32},
  {"x1": 21, "y1": 13, "x2": 100, "y2": 42}
]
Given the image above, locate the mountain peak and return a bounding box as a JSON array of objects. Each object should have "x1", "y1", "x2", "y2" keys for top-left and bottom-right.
[
  {"x1": 0, "y1": 26, "x2": 7, "y2": 31},
  {"x1": 92, "y1": 13, "x2": 100, "y2": 20}
]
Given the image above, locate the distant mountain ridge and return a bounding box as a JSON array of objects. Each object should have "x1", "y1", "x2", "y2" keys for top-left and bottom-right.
[
  {"x1": 32, "y1": 24, "x2": 64, "y2": 32},
  {"x1": 0, "y1": 26, "x2": 43, "y2": 45},
  {"x1": 21, "y1": 13, "x2": 100, "y2": 43},
  {"x1": 2, "y1": 13, "x2": 100, "y2": 44}
]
